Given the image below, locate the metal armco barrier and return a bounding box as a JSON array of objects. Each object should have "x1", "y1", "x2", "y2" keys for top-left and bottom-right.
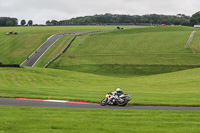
[
  {"x1": 0, "y1": 64, "x2": 20, "y2": 67},
  {"x1": 44, "y1": 30, "x2": 116, "y2": 68}
]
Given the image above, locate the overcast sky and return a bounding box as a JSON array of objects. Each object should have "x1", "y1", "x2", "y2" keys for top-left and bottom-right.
[{"x1": 0, "y1": 0, "x2": 199, "y2": 24}]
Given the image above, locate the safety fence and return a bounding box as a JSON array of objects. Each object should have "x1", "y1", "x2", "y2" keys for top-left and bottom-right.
[{"x1": 43, "y1": 29, "x2": 116, "y2": 68}]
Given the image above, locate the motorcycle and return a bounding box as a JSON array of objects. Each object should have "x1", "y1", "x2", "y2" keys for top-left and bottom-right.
[{"x1": 100, "y1": 93, "x2": 132, "y2": 106}]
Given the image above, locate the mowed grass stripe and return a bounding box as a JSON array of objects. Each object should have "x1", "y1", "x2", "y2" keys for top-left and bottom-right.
[
  {"x1": 0, "y1": 34, "x2": 50, "y2": 64},
  {"x1": 189, "y1": 31, "x2": 200, "y2": 51},
  {"x1": 76, "y1": 31, "x2": 191, "y2": 55}
]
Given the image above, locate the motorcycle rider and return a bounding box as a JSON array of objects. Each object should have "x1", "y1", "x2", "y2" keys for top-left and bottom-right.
[{"x1": 107, "y1": 88, "x2": 124, "y2": 104}]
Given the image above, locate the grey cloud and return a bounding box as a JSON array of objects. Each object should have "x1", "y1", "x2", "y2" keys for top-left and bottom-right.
[{"x1": 0, "y1": 0, "x2": 199, "y2": 24}]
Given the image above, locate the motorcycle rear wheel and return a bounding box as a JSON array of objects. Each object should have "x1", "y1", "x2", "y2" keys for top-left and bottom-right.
[
  {"x1": 100, "y1": 98, "x2": 108, "y2": 106},
  {"x1": 118, "y1": 98, "x2": 128, "y2": 106}
]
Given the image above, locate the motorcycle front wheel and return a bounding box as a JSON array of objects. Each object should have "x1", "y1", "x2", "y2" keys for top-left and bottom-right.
[{"x1": 100, "y1": 98, "x2": 108, "y2": 106}]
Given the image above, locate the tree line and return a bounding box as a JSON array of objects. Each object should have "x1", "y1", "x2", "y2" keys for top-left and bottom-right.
[
  {"x1": 0, "y1": 17, "x2": 33, "y2": 26},
  {"x1": 0, "y1": 17, "x2": 18, "y2": 26},
  {"x1": 47, "y1": 12, "x2": 200, "y2": 26},
  {"x1": 190, "y1": 11, "x2": 200, "y2": 26},
  {"x1": 47, "y1": 13, "x2": 191, "y2": 26},
  {"x1": 1, "y1": 11, "x2": 200, "y2": 26}
]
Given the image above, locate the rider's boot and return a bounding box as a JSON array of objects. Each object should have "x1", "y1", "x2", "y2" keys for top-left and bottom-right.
[{"x1": 108, "y1": 98, "x2": 113, "y2": 104}]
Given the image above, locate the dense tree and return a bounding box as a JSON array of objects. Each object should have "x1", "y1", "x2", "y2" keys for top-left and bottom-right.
[
  {"x1": 190, "y1": 11, "x2": 200, "y2": 26},
  {"x1": 51, "y1": 20, "x2": 58, "y2": 25},
  {"x1": 57, "y1": 13, "x2": 190, "y2": 26},
  {"x1": 6, "y1": 20, "x2": 14, "y2": 26},
  {"x1": 46, "y1": 20, "x2": 51, "y2": 25},
  {"x1": 21, "y1": 19, "x2": 26, "y2": 26},
  {"x1": 0, "y1": 17, "x2": 18, "y2": 26},
  {"x1": 28, "y1": 20, "x2": 33, "y2": 26}
]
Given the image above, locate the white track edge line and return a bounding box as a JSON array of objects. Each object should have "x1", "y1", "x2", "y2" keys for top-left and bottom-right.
[
  {"x1": 31, "y1": 36, "x2": 62, "y2": 67},
  {"x1": 32, "y1": 32, "x2": 81, "y2": 67},
  {"x1": 20, "y1": 34, "x2": 55, "y2": 66},
  {"x1": 44, "y1": 100, "x2": 69, "y2": 103},
  {"x1": 21, "y1": 30, "x2": 113, "y2": 66}
]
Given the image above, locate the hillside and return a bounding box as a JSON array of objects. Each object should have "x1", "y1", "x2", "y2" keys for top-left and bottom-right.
[
  {"x1": 0, "y1": 26, "x2": 116, "y2": 64},
  {"x1": 47, "y1": 26, "x2": 200, "y2": 75}
]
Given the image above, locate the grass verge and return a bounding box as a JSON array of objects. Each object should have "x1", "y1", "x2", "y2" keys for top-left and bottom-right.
[
  {"x1": 1, "y1": 67, "x2": 200, "y2": 106},
  {"x1": 0, "y1": 106, "x2": 200, "y2": 133}
]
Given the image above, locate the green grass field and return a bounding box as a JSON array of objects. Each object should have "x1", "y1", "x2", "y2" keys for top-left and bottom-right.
[
  {"x1": 189, "y1": 31, "x2": 200, "y2": 51},
  {"x1": 1, "y1": 26, "x2": 200, "y2": 106},
  {"x1": 1, "y1": 26, "x2": 200, "y2": 132},
  {"x1": 1, "y1": 106, "x2": 200, "y2": 133},
  {"x1": 46, "y1": 26, "x2": 200, "y2": 76},
  {"x1": 0, "y1": 26, "x2": 116, "y2": 64},
  {"x1": 1, "y1": 67, "x2": 200, "y2": 106}
]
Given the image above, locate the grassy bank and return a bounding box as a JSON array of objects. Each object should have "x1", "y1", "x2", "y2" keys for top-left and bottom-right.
[
  {"x1": 44, "y1": 26, "x2": 200, "y2": 77},
  {"x1": 1, "y1": 67, "x2": 200, "y2": 106},
  {"x1": 52, "y1": 64, "x2": 200, "y2": 76},
  {"x1": 48, "y1": 26, "x2": 200, "y2": 67},
  {"x1": 0, "y1": 26, "x2": 116, "y2": 64},
  {"x1": 1, "y1": 106, "x2": 200, "y2": 133}
]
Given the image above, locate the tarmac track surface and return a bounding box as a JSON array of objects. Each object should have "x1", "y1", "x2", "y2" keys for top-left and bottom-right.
[
  {"x1": 1, "y1": 98, "x2": 200, "y2": 110},
  {"x1": 20, "y1": 32, "x2": 81, "y2": 67}
]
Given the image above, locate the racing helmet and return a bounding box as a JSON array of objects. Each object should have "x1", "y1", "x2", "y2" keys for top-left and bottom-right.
[{"x1": 116, "y1": 88, "x2": 121, "y2": 93}]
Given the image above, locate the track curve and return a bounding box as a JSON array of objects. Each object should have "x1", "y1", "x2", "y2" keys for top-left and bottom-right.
[
  {"x1": 1, "y1": 98, "x2": 200, "y2": 110},
  {"x1": 21, "y1": 33, "x2": 69, "y2": 67}
]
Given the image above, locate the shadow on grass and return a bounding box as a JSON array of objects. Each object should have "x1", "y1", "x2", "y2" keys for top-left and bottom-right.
[{"x1": 51, "y1": 64, "x2": 200, "y2": 77}]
